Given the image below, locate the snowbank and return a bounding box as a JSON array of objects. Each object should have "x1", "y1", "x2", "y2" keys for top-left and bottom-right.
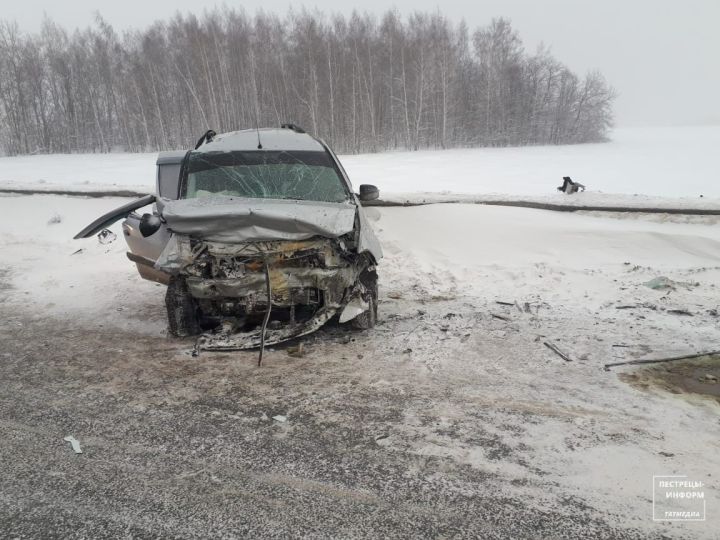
[{"x1": 1, "y1": 126, "x2": 718, "y2": 208}]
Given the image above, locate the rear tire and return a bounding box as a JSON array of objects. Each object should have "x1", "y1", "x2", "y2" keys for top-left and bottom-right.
[
  {"x1": 351, "y1": 270, "x2": 378, "y2": 330},
  {"x1": 165, "y1": 277, "x2": 201, "y2": 337}
]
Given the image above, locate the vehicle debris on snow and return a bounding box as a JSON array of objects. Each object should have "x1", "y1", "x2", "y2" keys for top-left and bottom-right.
[
  {"x1": 97, "y1": 229, "x2": 116, "y2": 245},
  {"x1": 75, "y1": 125, "x2": 383, "y2": 352},
  {"x1": 543, "y1": 341, "x2": 573, "y2": 362},
  {"x1": 643, "y1": 276, "x2": 676, "y2": 290},
  {"x1": 63, "y1": 435, "x2": 83, "y2": 454},
  {"x1": 642, "y1": 276, "x2": 697, "y2": 290},
  {"x1": 667, "y1": 309, "x2": 693, "y2": 316},
  {"x1": 604, "y1": 350, "x2": 720, "y2": 370},
  {"x1": 557, "y1": 176, "x2": 585, "y2": 194},
  {"x1": 285, "y1": 343, "x2": 305, "y2": 357}
]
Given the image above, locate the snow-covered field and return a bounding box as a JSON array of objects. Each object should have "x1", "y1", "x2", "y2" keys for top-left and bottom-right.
[{"x1": 1, "y1": 126, "x2": 719, "y2": 209}]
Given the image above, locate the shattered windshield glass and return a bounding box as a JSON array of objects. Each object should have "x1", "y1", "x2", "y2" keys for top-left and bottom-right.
[{"x1": 184, "y1": 150, "x2": 350, "y2": 203}]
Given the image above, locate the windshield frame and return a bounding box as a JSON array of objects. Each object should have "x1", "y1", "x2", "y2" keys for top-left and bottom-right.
[{"x1": 178, "y1": 148, "x2": 353, "y2": 203}]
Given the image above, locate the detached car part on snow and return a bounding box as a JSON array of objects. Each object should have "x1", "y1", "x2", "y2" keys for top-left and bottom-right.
[{"x1": 76, "y1": 126, "x2": 382, "y2": 350}]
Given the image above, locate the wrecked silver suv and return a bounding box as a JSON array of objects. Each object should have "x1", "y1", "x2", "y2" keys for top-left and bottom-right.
[{"x1": 76, "y1": 126, "x2": 382, "y2": 350}]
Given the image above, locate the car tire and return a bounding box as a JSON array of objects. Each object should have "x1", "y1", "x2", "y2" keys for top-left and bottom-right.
[
  {"x1": 351, "y1": 271, "x2": 378, "y2": 330},
  {"x1": 165, "y1": 277, "x2": 201, "y2": 337}
]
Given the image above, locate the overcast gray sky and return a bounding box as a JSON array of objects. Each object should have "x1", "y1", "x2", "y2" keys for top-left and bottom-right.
[{"x1": 2, "y1": 0, "x2": 718, "y2": 127}]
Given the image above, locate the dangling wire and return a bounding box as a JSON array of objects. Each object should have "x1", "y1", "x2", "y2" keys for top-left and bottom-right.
[{"x1": 258, "y1": 257, "x2": 272, "y2": 366}]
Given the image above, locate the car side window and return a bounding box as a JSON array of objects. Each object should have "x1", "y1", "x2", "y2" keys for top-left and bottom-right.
[{"x1": 158, "y1": 163, "x2": 182, "y2": 199}]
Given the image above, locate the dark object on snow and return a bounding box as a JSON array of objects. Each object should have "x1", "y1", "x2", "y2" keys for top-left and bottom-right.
[
  {"x1": 544, "y1": 341, "x2": 572, "y2": 362},
  {"x1": 97, "y1": 229, "x2": 117, "y2": 245},
  {"x1": 194, "y1": 129, "x2": 216, "y2": 149},
  {"x1": 604, "y1": 350, "x2": 720, "y2": 371},
  {"x1": 557, "y1": 176, "x2": 585, "y2": 194}
]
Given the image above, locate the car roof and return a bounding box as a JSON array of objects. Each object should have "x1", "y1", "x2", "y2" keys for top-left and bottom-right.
[
  {"x1": 157, "y1": 150, "x2": 187, "y2": 165},
  {"x1": 196, "y1": 128, "x2": 325, "y2": 153}
]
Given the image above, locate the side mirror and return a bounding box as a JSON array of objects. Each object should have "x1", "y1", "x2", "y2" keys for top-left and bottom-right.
[
  {"x1": 139, "y1": 213, "x2": 163, "y2": 238},
  {"x1": 358, "y1": 184, "x2": 379, "y2": 202}
]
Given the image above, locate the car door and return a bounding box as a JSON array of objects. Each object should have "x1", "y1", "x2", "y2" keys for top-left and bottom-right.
[{"x1": 73, "y1": 194, "x2": 157, "y2": 239}]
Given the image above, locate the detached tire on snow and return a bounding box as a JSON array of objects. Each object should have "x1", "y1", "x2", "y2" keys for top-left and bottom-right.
[
  {"x1": 351, "y1": 270, "x2": 378, "y2": 330},
  {"x1": 165, "y1": 277, "x2": 201, "y2": 337}
]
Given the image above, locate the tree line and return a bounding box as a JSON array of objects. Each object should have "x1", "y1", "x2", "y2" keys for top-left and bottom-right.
[{"x1": 0, "y1": 10, "x2": 616, "y2": 156}]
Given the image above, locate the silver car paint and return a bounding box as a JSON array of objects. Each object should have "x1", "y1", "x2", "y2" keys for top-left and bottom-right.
[
  {"x1": 161, "y1": 197, "x2": 358, "y2": 243},
  {"x1": 123, "y1": 128, "x2": 382, "y2": 279}
]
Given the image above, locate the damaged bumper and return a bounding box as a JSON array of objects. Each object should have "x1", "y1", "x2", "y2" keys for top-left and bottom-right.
[
  {"x1": 157, "y1": 236, "x2": 373, "y2": 349},
  {"x1": 195, "y1": 307, "x2": 337, "y2": 351}
]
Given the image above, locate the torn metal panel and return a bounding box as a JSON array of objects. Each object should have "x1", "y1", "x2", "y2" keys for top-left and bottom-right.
[
  {"x1": 165, "y1": 235, "x2": 372, "y2": 349},
  {"x1": 155, "y1": 234, "x2": 197, "y2": 275},
  {"x1": 126, "y1": 252, "x2": 170, "y2": 285},
  {"x1": 73, "y1": 194, "x2": 156, "y2": 239},
  {"x1": 123, "y1": 212, "x2": 171, "y2": 281},
  {"x1": 196, "y1": 306, "x2": 338, "y2": 351},
  {"x1": 355, "y1": 198, "x2": 383, "y2": 261},
  {"x1": 162, "y1": 197, "x2": 357, "y2": 243},
  {"x1": 339, "y1": 294, "x2": 369, "y2": 323}
]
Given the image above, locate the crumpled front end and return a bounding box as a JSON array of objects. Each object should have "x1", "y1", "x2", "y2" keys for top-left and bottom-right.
[{"x1": 156, "y1": 235, "x2": 373, "y2": 349}]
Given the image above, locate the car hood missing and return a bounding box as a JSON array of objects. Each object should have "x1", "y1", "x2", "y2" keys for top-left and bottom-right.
[{"x1": 162, "y1": 196, "x2": 357, "y2": 242}]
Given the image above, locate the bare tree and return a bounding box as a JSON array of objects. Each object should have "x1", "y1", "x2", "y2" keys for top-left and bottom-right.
[{"x1": 0, "y1": 11, "x2": 615, "y2": 156}]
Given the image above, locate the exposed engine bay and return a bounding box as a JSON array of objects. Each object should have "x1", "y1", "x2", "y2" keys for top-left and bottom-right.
[{"x1": 158, "y1": 235, "x2": 377, "y2": 351}]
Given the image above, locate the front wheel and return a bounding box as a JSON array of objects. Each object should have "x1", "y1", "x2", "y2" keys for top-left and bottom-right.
[
  {"x1": 165, "y1": 277, "x2": 201, "y2": 337},
  {"x1": 351, "y1": 271, "x2": 378, "y2": 330}
]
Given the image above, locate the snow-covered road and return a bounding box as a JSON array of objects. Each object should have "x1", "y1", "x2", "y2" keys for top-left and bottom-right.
[{"x1": 1, "y1": 193, "x2": 718, "y2": 537}]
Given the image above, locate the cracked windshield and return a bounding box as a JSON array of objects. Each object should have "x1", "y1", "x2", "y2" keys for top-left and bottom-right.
[{"x1": 185, "y1": 150, "x2": 349, "y2": 202}]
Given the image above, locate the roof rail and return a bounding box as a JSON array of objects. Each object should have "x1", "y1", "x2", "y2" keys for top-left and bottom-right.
[
  {"x1": 280, "y1": 123, "x2": 306, "y2": 134},
  {"x1": 194, "y1": 129, "x2": 216, "y2": 149}
]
